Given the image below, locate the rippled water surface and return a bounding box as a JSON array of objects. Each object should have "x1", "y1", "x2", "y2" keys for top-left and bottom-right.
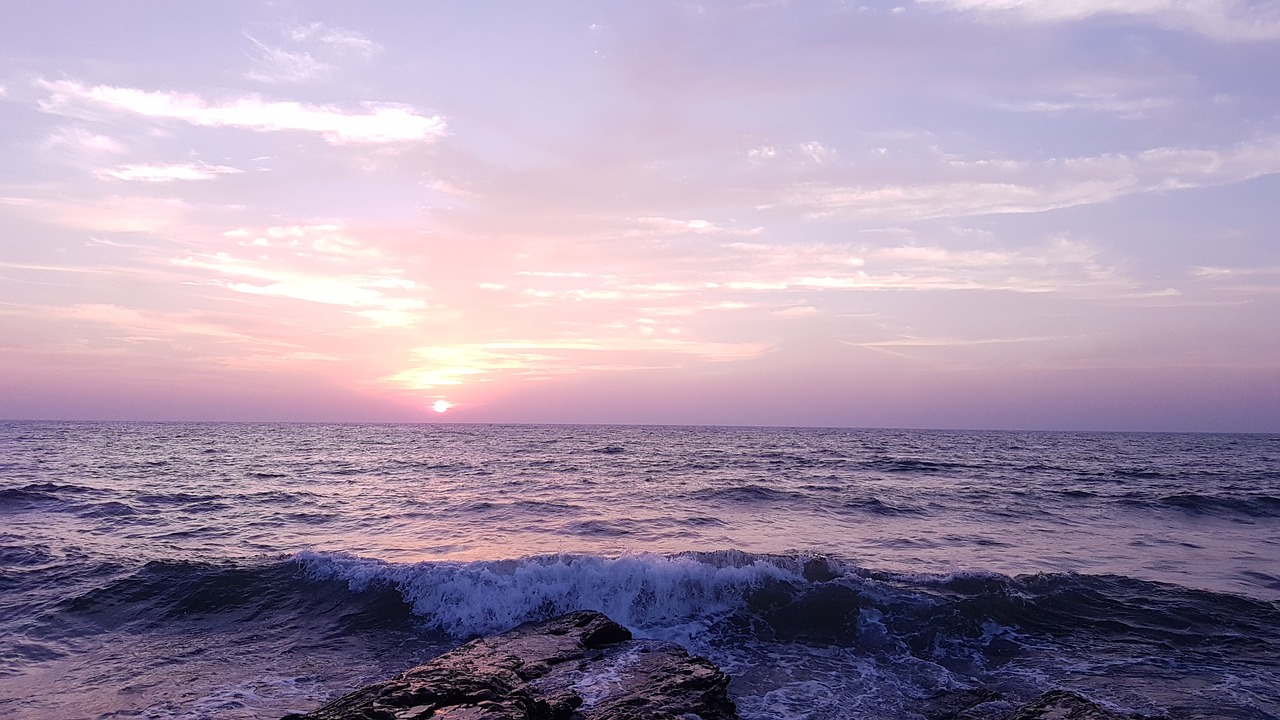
[{"x1": 1, "y1": 422, "x2": 1277, "y2": 719}]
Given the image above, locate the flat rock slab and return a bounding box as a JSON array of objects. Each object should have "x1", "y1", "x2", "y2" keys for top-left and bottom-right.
[{"x1": 283, "y1": 610, "x2": 738, "y2": 720}]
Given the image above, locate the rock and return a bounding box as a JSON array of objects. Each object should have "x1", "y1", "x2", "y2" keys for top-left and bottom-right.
[
  {"x1": 925, "y1": 689, "x2": 1168, "y2": 720},
  {"x1": 282, "y1": 610, "x2": 738, "y2": 720},
  {"x1": 923, "y1": 688, "x2": 1009, "y2": 719},
  {"x1": 801, "y1": 556, "x2": 839, "y2": 583},
  {"x1": 1006, "y1": 690, "x2": 1168, "y2": 720}
]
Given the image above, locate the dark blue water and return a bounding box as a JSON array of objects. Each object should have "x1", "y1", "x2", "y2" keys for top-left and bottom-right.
[{"x1": 1, "y1": 422, "x2": 1277, "y2": 718}]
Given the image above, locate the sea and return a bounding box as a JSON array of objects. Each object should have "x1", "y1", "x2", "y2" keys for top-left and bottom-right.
[{"x1": 1, "y1": 422, "x2": 1277, "y2": 720}]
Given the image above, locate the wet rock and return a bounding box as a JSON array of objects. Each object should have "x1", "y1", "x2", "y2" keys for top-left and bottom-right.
[
  {"x1": 925, "y1": 688, "x2": 1168, "y2": 720},
  {"x1": 801, "y1": 556, "x2": 840, "y2": 583},
  {"x1": 1006, "y1": 690, "x2": 1169, "y2": 720},
  {"x1": 923, "y1": 688, "x2": 1009, "y2": 719},
  {"x1": 282, "y1": 610, "x2": 738, "y2": 720}
]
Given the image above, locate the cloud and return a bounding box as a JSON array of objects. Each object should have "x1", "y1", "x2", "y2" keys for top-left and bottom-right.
[
  {"x1": 772, "y1": 305, "x2": 820, "y2": 318},
  {"x1": 45, "y1": 126, "x2": 127, "y2": 155},
  {"x1": 289, "y1": 22, "x2": 382, "y2": 56},
  {"x1": 0, "y1": 194, "x2": 192, "y2": 232},
  {"x1": 702, "y1": 236, "x2": 1132, "y2": 296},
  {"x1": 94, "y1": 162, "x2": 243, "y2": 182},
  {"x1": 245, "y1": 22, "x2": 382, "y2": 84},
  {"x1": 629, "y1": 216, "x2": 763, "y2": 236},
  {"x1": 915, "y1": 0, "x2": 1280, "y2": 41},
  {"x1": 37, "y1": 79, "x2": 446, "y2": 144},
  {"x1": 174, "y1": 225, "x2": 427, "y2": 327},
  {"x1": 995, "y1": 93, "x2": 1175, "y2": 116},
  {"x1": 845, "y1": 334, "x2": 1059, "y2": 348},
  {"x1": 800, "y1": 141, "x2": 833, "y2": 163},
  {"x1": 784, "y1": 135, "x2": 1280, "y2": 219},
  {"x1": 385, "y1": 336, "x2": 772, "y2": 390},
  {"x1": 56, "y1": 303, "x2": 264, "y2": 343},
  {"x1": 245, "y1": 39, "x2": 328, "y2": 84},
  {"x1": 1191, "y1": 265, "x2": 1280, "y2": 294}
]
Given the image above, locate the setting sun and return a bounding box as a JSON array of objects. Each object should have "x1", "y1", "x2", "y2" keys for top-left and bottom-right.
[{"x1": 432, "y1": 400, "x2": 452, "y2": 413}]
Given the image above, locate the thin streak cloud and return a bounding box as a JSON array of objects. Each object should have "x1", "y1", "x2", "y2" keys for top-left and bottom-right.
[
  {"x1": 94, "y1": 162, "x2": 244, "y2": 182},
  {"x1": 36, "y1": 80, "x2": 446, "y2": 144},
  {"x1": 915, "y1": 0, "x2": 1280, "y2": 41}
]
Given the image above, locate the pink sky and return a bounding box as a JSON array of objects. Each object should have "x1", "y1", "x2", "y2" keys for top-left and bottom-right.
[{"x1": 1, "y1": 1, "x2": 1278, "y2": 431}]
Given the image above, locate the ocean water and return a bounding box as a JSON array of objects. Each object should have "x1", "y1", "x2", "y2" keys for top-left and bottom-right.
[{"x1": 0, "y1": 422, "x2": 1277, "y2": 720}]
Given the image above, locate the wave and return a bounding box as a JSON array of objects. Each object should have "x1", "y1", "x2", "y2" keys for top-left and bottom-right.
[
  {"x1": 11, "y1": 549, "x2": 1274, "y2": 720},
  {"x1": 0, "y1": 482, "x2": 106, "y2": 511},
  {"x1": 41, "y1": 549, "x2": 1280, "y2": 681},
  {"x1": 861, "y1": 458, "x2": 981, "y2": 473},
  {"x1": 687, "y1": 486, "x2": 809, "y2": 503},
  {"x1": 902, "y1": 571, "x2": 1280, "y2": 661},
  {"x1": 841, "y1": 497, "x2": 926, "y2": 516},
  {"x1": 293, "y1": 551, "x2": 1280, "y2": 670},
  {"x1": 1156, "y1": 492, "x2": 1280, "y2": 518},
  {"x1": 298, "y1": 550, "x2": 799, "y2": 638},
  {"x1": 59, "y1": 558, "x2": 413, "y2": 637}
]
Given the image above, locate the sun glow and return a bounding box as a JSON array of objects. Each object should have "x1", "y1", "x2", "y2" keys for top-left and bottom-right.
[{"x1": 432, "y1": 400, "x2": 451, "y2": 413}]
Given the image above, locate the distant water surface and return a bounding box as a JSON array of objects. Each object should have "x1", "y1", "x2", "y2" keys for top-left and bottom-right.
[{"x1": 1, "y1": 422, "x2": 1277, "y2": 719}]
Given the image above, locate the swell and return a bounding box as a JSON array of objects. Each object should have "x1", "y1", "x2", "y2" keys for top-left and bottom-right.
[
  {"x1": 3, "y1": 548, "x2": 1275, "y2": 720},
  {"x1": 55, "y1": 557, "x2": 415, "y2": 638},
  {"x1": 294, "y1": 550, "x2": 1280, "y2": 669},
  {"x1": 14, "y1": 550, "x2": 1277, "y2": 684},
  {"x1": 1152, "y1": 492, "x2": 1280, "y2": 518}
]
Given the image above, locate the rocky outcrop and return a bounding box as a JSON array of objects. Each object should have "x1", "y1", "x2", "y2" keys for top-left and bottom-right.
[{"x1": 282, "y1": 610, "x2": 738, "y2": 720}]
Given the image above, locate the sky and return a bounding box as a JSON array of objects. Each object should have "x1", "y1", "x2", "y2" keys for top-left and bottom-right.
[{"x1": 1, "y1": 1, "x2": 1278, "y2": 431}]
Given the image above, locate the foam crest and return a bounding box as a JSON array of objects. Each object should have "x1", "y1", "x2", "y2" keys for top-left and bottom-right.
[{"x1": 297, "y1": 551, "x2": 801, "y2": 638}]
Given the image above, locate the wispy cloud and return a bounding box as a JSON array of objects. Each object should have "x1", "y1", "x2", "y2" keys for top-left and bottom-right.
[
  {"x1": 56, "y1": 303, "x2": 265, "y2": 343},
  {"x1": 0, "y1": 194, "x2": 193, "y2": 232},
  {"x1": 244, "y1": 22, "x2": 383, "y2": 84},
  {"x1": 785, "y1": 135, "x2": 1280, "y2": 219},
  {"x1": 1191, "y1": 265, "x2": 1280, "y2": 294},
  {"x1": 245, "y1": 38, "x2": 328, "y2": 84},
  {"x1": 707, "y1": 236, "x2": 1131, "y2": 296},
  {"x1": 174, "y1": 224, "x2": 427, "y2": 327},
  {"x1": 94, "y1": 162, "x2": 243, "y2": 182},
  {"x1": 628, "y1": 216, "x2": 763, "y2": 236},
  {"x1": 289, "y1": 23, "x2": 382, "y2": 55},
  {"x1": 37, "y1": 79, "x2": 446, "y2": 144},
  {"x1": 385, "y1": 336, "x2": 772, "y2": 390},
  {"x1": 915, "y1": 0, "x2": 1280, "y2": 41},
  {"x1": 995, "y1": 93, "x2": 1175, "y2": 116},
  {"x1": 44, "y1": 126, "x2": 127, "y2": 155},
  {"x1": 800, "y1": 141, "x2": 833, "y2": 163},
  {"x1": 845, "y1": 334, "x2": 1059, "y2": 348}
]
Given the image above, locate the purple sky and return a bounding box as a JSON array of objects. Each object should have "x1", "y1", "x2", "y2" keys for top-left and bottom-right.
[{"x1": 2, "y1": 1, "x2": 1278, "y2": 431}]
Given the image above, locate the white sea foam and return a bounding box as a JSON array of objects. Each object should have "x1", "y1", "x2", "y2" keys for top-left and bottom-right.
[{"x1": 296, "y1": 550, "x2": 801, "y2": 638}]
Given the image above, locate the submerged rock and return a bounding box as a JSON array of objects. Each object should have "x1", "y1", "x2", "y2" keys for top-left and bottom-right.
[{"x1": 282, "y1": 610, "x2": 738, "y2": 720}]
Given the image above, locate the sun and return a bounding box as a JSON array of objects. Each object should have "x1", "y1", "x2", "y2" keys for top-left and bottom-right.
[{"x1": 432, "y1": 400, "x2": 452, "y2": 413}]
